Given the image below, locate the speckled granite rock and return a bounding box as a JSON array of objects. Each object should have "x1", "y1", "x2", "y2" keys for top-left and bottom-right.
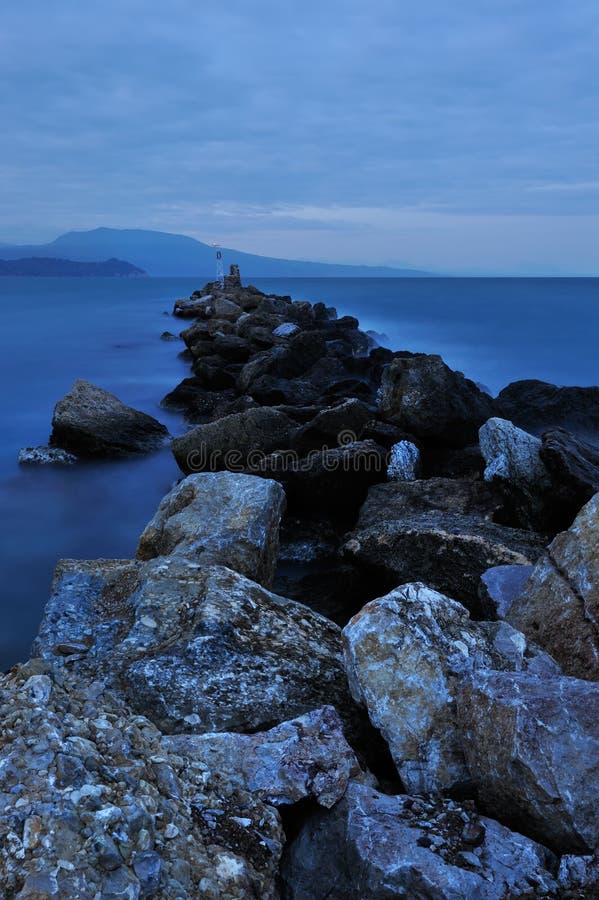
[
  {"x1": 507, "y1": 492, "x2": 599, "y2": 680},
  {"x1": 479, "y1": 417, "x2": 550, "y2": 490},
  {"x1": 162, "y1": 706, "x2": 361, "y2": 808},
  {"x1": 387, "y1": 439, "x2": 421, "y2": 480},
  {"x1": 457, "y1": 670, "x2": 599, "y2": 852},
  {"x1": 18, "y1": 446, "x2": 78, "y2": 466},
  {"x1": 281, "y1": 781, "x2": 558, "y2": 899},
  {"x1": 342, "y1": 583, "x2": 559, "y2": 794},
  {"x1": 0, "y1": 661, "x2": 283, "y2": 899},
  {"x1": 136, "y1": 472, "x2": 285, "y2": 588}
]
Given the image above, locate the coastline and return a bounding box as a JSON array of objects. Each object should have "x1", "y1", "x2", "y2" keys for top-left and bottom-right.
[{"x1": 0, "y1": 267, "x2": 598, "y2": 896}]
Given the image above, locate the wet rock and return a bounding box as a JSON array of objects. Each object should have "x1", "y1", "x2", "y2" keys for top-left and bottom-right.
[
  {"x1": 136, "y1": 472, "x2": 285, "y2": 588},
  {"x1": 506, "y1": 492, "x2": 599, "y2": 680},
  {"x1": 281, "y1": 781, "x2": 558, "y2": 899},
  {"x1": 378, "y1": 353, "x2": 494, "y2": 447},
  {"x1": 50, "y1": 380, "x2": 169, "y2": 458},
  {"x1": 160, "y1": 330, "x2": 179, "y2": 341},
  {"x1": 343, "y1": 582, "x2": 559, "y2": 794},
  {"x1": 479, "y1": 417, "x2": 550, "y2": 490},
  {"x1": 18, "y1": 446, "x2": 78, "y2": 466},
  {"x1": 479, "y1": 564, "x2": 534, "y2": 619},
  {"x1": 457, "y1": 670, "x2": 599, "y2": 852},
  {"x1": 496, "y1": 379, "x2": 599, "y2": 442},
  {"x1": 0, "y1": 663, "x2": 283, "y2": 899},
  {"x1": 387, "y1": 439, "x2": 421, "y2": 480},
  {"x1": 172, "y1": 406, "x2": 294, "y2": 474},
  {"x1": 162, "y1": 706, "x2": 361, "y2": 808},
  {"x1": 342, "y1": 480, "x2": 544, "y2": 614},
  {"x1": 35, "y1": 560, "x2": 357, "y2": 738},
  {"x1": 540, "y1": 428, "x2": 599, "y2": 515}
]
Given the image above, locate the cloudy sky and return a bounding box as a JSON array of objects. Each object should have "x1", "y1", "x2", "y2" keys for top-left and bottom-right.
[{"x1": 2, "y1": 0, "x2": 598, "y2": 273}]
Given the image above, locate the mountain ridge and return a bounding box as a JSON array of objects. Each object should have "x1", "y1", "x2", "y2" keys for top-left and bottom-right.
[
  {"x1": 0, "y1": 227, "x2": 432, "y2": 278},
  {"x1": 0, "y1": 256, "x2": 146, "y2": 277}
]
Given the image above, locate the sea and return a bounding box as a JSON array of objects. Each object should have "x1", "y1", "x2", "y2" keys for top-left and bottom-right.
[{"x1": 0, "y1": 275, "x2": 597, "y2": 670}]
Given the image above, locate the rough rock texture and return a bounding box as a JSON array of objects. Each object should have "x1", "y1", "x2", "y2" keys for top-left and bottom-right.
[
  {"x1": 34, "y1": 559, "x2": 357, "y2": 738},
  {"x1": 342, "y1": 583, "x2": 559, "y2": 794},
  {"x1": 50, "y1": 380, "x2": 169, "y2": 457},
  {"x1": 162, "y1": 706, "x2": 361, "y2": 809},
  {"x1": 387, "y1": 439, "x2": 421, "y2": 480},
  {"x1": 342, "y1": 480, "x2": 544, "y2": 614},
  {"x1": 18, "y1": 446, "x2": 78, "y2": 465},
  {"x1": 457, "y1": 670, "x2": 599, "y2": 852},
  {"x1": 378, "y1": 353, "x2": 494, "y2": 447},
  {"x1": 172, "y1": 406, "x2": 293, "y2": 474},
  {"x1": 281, "y1": 781, "x2": 558, "y2": 899},
  {"x1": 479, "y1": 417, "x2": 550, "y2": 490},
  {"x1": 0, "y1": 661, "x2": 283, "y2": 899},
  {"x1": 291, "y1": 398, "x2": 372, "y2": 451},
  {"x1": 136, "y1": 472, "x2": 285, "y2": 588},
  {"x1": 479, "y1": 564, "x2": 534, "y2": 619},
  {"x1": 540, "y1": 427, "x2": 599, "y2": 513},
  {"x1": 507, "y1": 492, "x2": 599, "y2": 680},
  {"x1": 496, "y1": 379, "x2": 599, "y2": 442}
]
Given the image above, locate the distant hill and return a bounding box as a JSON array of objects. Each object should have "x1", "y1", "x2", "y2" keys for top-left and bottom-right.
[
  {"x1": 0, "y1": 228, "x2": 431, "y2": 278},
  {"x1": 0, "y1": 256, "x2": 146, "y2": 277}
]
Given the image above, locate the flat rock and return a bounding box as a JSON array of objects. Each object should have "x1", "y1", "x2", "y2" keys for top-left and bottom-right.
[
  {"x1": 281, "y1": 780, "x2": 558, "y2": 899},
  {"x1": 0, "y1": 662, "x2": 283, "y2": 899},
  {"x1": 378, "y1": 353, "x2": 494, "y2": 447},
  {"x1": 342, "y1": 480, "x2": 544, "y2": 614},
  {"x1": 172, "y1": 406, "x2": 294, "y2": 475},
  {"x1": 50, "y1": 380, "x2": 169, "y2": 457},
  {"x1": 479, "y1": 564, "x2": 534, "y2": 619},
  {"x1": 136, "y1": 472, "x2": 285, "y2": 588},
  {"x1": 162, "y1": 706, "x2": 361, "y2": 808},
  {"x1": 343, "y1": 582, "x2": 559, "y2": 794},
  {"x1": 457, "y1": 670, "x2": 599, "y2": 852},
  {"x1": 506, "y1": 491, "x2": 599, "y2": 679},
  {"x1": 18, "y1": 446, "x2": 78, "y2": 466},
  {"x1": 496, "y1": 380, "x2": 599, "y2": 443},
  {"x1": 34, "y1": 560, "x2": 357, "y2": 737}
]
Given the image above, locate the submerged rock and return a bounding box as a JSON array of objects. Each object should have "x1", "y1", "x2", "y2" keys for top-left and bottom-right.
[
  {"x1": 506, "y1": 491, "x2": 599, "y2": 680},
  {"x1": 136, "y1": 472, "x2": 285, "y2": 588},
  {"x1": 342, "y1": 582, "x2": 558, "y2": 794},
  {"x1": 281, "y1": 781, "x2": 558, "y2": 899},
  {"x1": 18, "y1": 446, "x2": 78, "y2": 466},
  {"x1": 50, "y1": 379, "x2": 169, "y2": 457},
  {"x1": 458, "y1": 670, "x2": 599, "y2": 852}
]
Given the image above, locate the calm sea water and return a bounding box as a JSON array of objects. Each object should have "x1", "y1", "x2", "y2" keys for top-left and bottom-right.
[{"x1": 0, "y1": 275, "x2": 597, "y2": 668}]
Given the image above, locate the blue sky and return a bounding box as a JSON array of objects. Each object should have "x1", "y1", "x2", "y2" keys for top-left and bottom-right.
[{"x1": 2, "y1": 0, "x2": 599, "y2": 273}]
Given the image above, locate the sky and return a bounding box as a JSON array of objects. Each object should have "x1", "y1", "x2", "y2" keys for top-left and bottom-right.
[{"x1": 1, "y1": 0, "x2": 599, "y2": 274}]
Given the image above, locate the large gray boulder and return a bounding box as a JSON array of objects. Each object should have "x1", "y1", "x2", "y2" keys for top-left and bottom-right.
[
  {"x1": 507, "y1": 492, "x2": 599, "y2": 680},
  {"x1": 378, "y1": 353, "x2": 494, "y2": 447},
  {"x1": 457, "y1": 670, "x2": 599, "y2": 852},
  {"x1": 281, "y1": 781, "x2": 558, "y2": 899},
  {"x1": 172, "y1": 406, "x2": 294, "y2": 475},
  {"x1": 50, "y1": 380, "x2": 169, "y2": 457},
  {"x1": 34, "y1": 559, "x2": 356, "y2": 738},
  {"x1": 0, "y1": 662, "x2": 283, "y2": 900},
  {"x1": 162, "y1": 706, "x2": 361, "y2": 809},
  {"x1": 343, "y1": 583, "x2": 558, "y2": 794},
  {"x1": 479, "y1": 417, "x2": 550, "y2": 490},
  {"x1": 136, "y1": 472, "x2": 285, "y2": 588},
  {"x1": 342, "y1": 480, "x2": 544, "y2": 614}
]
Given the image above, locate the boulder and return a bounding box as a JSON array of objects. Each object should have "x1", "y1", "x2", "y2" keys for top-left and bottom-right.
[
  {"x1": 479, "y1": 564, "x2": 534, "y2": 619},
  {"x1": 50, "y1": 380, "x2": 169, "y2": 458},
  {"x1": 496, "y1": 380, "x2": 599, "y2": 442},
  {"x1": 540, "y1": 427, "x2": 599, "y2": 514},
  {"x1": 343, "y1": 583, "x2": 559, "y2": 794},
  {"x1": 342, "y1": 480, "x2": 544, "y2": 614},
  {"x1": 0, "y1": 662, "x2": 283, "y2": 900},
  {"x1": 457, "y1": 670, "x2": 599, "y2": 852},
  {"x1": 212, "y1": 296, "x2": 242, "y2": 321},
  {"x1": 479, "y1": 417, "x2": 550, "y2": 490},
  {"x1": 378, "y1": 354, "x2": 494, "y2": 447},
  {"x1": 136, "y1": 472, "x2": 285, "y2": 588},
  {"x1": 18, "y1": 446, "x2": 78, "y2": 466},
  {"x1": 292, "y1": 398, "x2": 372, "y2": 451},
  {"x1": 34, "y1": 560, "x2": 357, "y2": 738},
  {"x1": 172, "y1": 406, "x2": 294, "y2": 475},
  {"x1": 387, "y1": 439, "x2": 421, "y2": 480},
  {"x1": 273, "y1": 322, "x2": 300, "y2": 338},
  {"x1": 506, "y1": 492, "x2": 599, "y2": 680},
  {"x1": 173, "y1": 295, "x2": 211, "y2": 317},
  {"x1": 162, "y1": 706, "x2": 361, "y2": 809},
  {"x1": 281, "y1": 781, "x2": 558, "y2": 899}
]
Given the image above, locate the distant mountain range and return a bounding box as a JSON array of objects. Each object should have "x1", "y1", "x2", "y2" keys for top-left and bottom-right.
[
  {"x1": 0, "y1": 256, "x2": 146, "y2": 277},
  {"x1": 0, "y1": 228, "x2": 431, "y2": 278}
]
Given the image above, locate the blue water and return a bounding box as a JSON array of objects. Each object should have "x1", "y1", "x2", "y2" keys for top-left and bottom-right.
[{"x1": 0, "y1": 275, "x2": 597, "y2": 668}]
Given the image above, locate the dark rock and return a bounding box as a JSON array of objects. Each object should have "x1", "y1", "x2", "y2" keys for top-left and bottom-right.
[
  {"x1": 18, "y1": 446, "x2": 78, "y2": 466},
  {"x1": 160, "y1": 330, "x2": 179, "y2": 341},
  {"x1": 50, "y1": 380, "x2": 169, "y2": 458},
  {"x1": 540, "y1": 428, "x2": 599, "y2": 515},
  {"x1": 496, "y1": 380, "x2": 599, "y2": 442},
  {"x1": 378, "y1": 354, "x2": 494, "y2": 447},
  {"x1": 292, "y1": 399, "x2": 372, "y2": 451}
]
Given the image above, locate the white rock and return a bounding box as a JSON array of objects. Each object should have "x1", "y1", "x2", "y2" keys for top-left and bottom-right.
[
  {"x1": 273, "y1": 322, "x2": 300, "y2": 337},
  {"x1": 387, "y1": 440, "x2": 421, "y2": 481}
]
